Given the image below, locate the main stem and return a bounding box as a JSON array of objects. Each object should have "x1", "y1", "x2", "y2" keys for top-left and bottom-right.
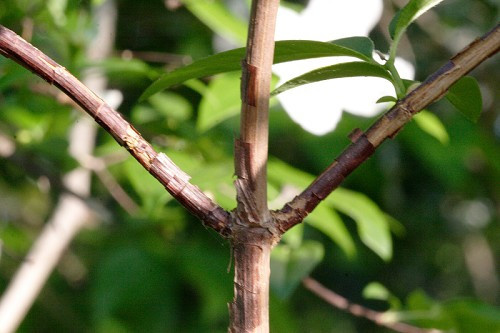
[
  {"x1": 236, "y1": 0, "x2": 279, "y2": 219},
  {"x1": 230, "y1": 0, "x2": 280, "y2": 332}
]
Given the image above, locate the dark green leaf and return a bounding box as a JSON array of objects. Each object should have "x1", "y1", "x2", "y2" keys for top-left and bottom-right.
[
  {"x1": 446, "y1": 76, "x2": 483, "y2": 123},
  {"x1": 329, "y1": 36, "x2": 374, "y2": 59},
  {"x1": 140, "y1": 40, "x2": 374, "y2": 100},
  {"x1": 271, "y1": 62, "x2": 393, "y2": 96},
  {"x1": 270, "y1": 241, "x2": 324, "y2": 299},
  {"x1": 376, "y1": 95, "x2": 397, "y2": 103}
]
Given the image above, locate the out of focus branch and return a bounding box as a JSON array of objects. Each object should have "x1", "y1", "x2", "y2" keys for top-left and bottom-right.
[{"x1": 303, "y1": 277, "x2": 442, "y2": 333}]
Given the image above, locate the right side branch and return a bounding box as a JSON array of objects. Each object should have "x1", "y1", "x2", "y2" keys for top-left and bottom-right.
[{"x1": 274, "y1": 23, "x2": 500, "y2": 232}]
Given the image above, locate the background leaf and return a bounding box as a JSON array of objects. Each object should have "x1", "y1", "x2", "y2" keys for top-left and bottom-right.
[
  {"x1": 445, "y1": 76, "x2": 483, "y2": 122},
  {"x1": 270, "y1": 241, "x2": 324, "y2": 299},
  {"x1": 413, "y1": 110, "x2": 449, "y2": 144},
  {"x1": 328, "y1": 188, "x2": 393, "y2": 261},
  {"x1": 306, "y1": 206, "x2": 356, "y2": 258},
  {"x1": 182, "y1": 0, "x2": 247, "y2": 46}
]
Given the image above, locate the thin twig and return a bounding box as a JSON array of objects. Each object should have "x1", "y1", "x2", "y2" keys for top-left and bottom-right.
[
  {"x1": 303, "y1": 277, "x2": 442, "y2": 333},
  {"x1": 274, "y1": 24, "x2": 500, "y2": 232}
]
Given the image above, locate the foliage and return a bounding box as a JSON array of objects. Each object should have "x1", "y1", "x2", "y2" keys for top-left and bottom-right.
[{"x1": 0, "y1": 0, "x2": 499, "y2": 332}]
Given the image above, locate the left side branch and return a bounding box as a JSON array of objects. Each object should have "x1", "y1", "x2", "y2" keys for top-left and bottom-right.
[{"x1": 0, "y1": 25, "x2": 231, "y2": 236}]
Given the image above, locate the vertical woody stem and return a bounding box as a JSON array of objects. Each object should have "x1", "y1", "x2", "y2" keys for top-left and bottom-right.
[
  {"x1": 236, "y1": 0, "x2": 280, "y2": 220},
  {"x1": 230, "y1": 1, "x2": 280, "y2": 332}
]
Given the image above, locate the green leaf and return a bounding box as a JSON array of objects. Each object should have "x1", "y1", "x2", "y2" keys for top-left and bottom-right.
[
  {"x1": 270, "y1": 241, "x2": 324, "y2": 299},
  {"x1": 306, "y1": 205, "x2": 356, "y2": 258},
  {"x1": 182, "y1": 0, "x2": 247, "y2": 46},
  {"x1": 444, "y1": 299, "x2": 500, "y2": 333},
  {"x1": 376, "y1": 95, "x2": 397, "y2": 103},
  {"x1": 413, "y1": 110, "x2": 449, "y2": 144},
  {"x1": 271, "y1": 61, "x2": 393, "y2": 96},
  {"x1": 281, "y1": 223, "x2": 304, "y2": 249},
  {"x1": 148, "y1": 92, "x2": 192, "y2": 122},
  {"x1": 389, "y1": 0, "x2": 444, "y2": 41},
  {"x1": 123, "y1": 158, "x2": 171, "y2": 213},
  {"x1": 328, "y1": 188, "x2": 392, "y2": 261},
  {"x1": 363, "y1": 282, "x2": 391, "y2": 301},
  {"x1": 329, "y1": 36, "x2": 374, "y2": 59},
  {"x1": 92, "y1": 246, "x2": 175, "y2": 326},
  {"x1": 87, "y1": 57, "x2": 160, "y2": 80},
  {"x1": 364, "y1": 282, "x2": 403, "y2": 310},
  {"x1": 140, "y1": 40, "x2": 374, "y2": 100},
  {"x1": 268, "y1": 158, "x2": 394, "y2": 260},
  {"x1": 197, "y1": 72, "x2": 244, "y2": 132},
  {"x1": 446, "y1": 76, "x2": 483, "y2": 123}
]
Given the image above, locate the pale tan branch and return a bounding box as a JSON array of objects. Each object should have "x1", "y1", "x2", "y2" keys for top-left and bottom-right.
[
  {"x1": 303, "y1": 277, "x2": 443, "y2": 333},
  {"x1": 236, "y1": 0, "x2": 280, "y2": 221}
]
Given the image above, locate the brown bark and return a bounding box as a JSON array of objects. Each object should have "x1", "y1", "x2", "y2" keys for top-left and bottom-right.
[{"x1": 273, "y1": 23, "x2": 500, "y2": 233}]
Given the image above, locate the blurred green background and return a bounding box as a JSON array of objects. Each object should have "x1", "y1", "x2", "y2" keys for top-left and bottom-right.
[{"x1": 0, "y1": 0, "x2": 499, "y2": 332}]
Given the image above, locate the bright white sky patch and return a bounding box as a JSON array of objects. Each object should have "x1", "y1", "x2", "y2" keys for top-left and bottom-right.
[{"x1": 274, "y1": 0, "x2": 415, "y2": 135}]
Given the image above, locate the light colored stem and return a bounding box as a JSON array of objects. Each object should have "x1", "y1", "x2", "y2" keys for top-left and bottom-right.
[
  {"x1": 229, "y1": 1, "x2": 281, "y2": 332},
  {"x1": 0, "y1": 3, "x2": 117, "y2": 331},
  {"x1": 229, "y1": 228, "x2": 275, "y2": 333},
  {"x1": 237, "y1": 0, "x2": 280, "y2": 220},
  {"x1": 303, "y1": 277, "x2": 442, "y2": 333}
]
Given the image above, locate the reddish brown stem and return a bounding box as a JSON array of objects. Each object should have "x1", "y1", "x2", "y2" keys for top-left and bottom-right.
[
  {"x1": 0, "y1": 25, "x2": 231, "y2": 236},
  {"x1": 274, "y1": 23, "x2": 500, "y2": 232}
]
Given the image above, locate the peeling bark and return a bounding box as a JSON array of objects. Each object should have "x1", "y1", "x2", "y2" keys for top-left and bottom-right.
[{"x1": 0, "y1": 25, "x2": 231, "y2": 236}]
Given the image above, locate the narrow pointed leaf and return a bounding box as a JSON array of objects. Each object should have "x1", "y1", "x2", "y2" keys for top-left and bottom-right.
[
  {"x1": 140, "y1": 40, "x2": 374, "y2": 101},
  {"x1": 389, "y1": 0, "x2": 444, "y2": 41},
  {"x1": 271, "y1": 62, "x2": 393, "y2": 96},
  {"x1": 445, "y1": 76, "x2": 483, "y2": 123}
]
